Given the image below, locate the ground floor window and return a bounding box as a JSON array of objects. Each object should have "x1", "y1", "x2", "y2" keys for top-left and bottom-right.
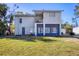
[
  {"x1": 45, "y1": 27, "x2": 50, "y2": 33},
  {"x1": 36, "y1": 24, "x2": 59, "y2": 35},
  {"x1": 38, "y1": 27, "x2": 43, "y2": 33},
  {"x1": 51, "y1": 27, "x2": 57, "y2": 33},
  {"x1": 45, "y1": 27, "x2": 57, "y2": 33}
]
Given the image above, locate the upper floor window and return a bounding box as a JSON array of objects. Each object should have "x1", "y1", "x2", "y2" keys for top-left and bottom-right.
[
  {"x1": 49, "y1": 12, "x2": 55, "y2": 17},
  {"x1": 19, "y1": 18, "x2": 22, "y2": 23}
]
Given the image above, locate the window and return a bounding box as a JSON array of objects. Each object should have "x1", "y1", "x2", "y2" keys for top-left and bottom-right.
[
  {"x1": 49, "y1": 12, "x2": 55, "y2": 19},
  {"x1": 49, "y1": 12, "x2": 55, "y2": 17},
  {"x1": 38, "y1": 27, "x2": 43, "y2": 33},
  {"x1": 51, "y1": 27, "x2": 57, "y2": 33},
  {"x1": 45, "y1": 27, "x2": 50, "y2": 33},
  {"x1": 19, "y1": 18, "x2": 22, "y2": 23}
]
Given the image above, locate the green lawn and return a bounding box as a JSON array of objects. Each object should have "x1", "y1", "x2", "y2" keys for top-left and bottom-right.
[{"x1": 0, "y1": 37, "x2": 79, "y2": 56}]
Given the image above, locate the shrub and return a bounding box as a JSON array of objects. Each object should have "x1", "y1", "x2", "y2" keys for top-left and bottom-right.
[{"x1": 69, "y1": 32, "x2": 75, "y2": 35}]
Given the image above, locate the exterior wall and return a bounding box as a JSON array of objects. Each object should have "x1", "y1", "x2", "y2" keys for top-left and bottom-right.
[
  {"x1": 43, "y1": 12, "x2": 62, "y2": 35},
  {"x1": 43, "y1": 12, "x2": 61, "y2": 24},
  {"x1": 14, "y1": 17, "x2": 35, "y2": 35},
  {"x1": 14, "y1": 17, "x2": 20, "y2": 35}
]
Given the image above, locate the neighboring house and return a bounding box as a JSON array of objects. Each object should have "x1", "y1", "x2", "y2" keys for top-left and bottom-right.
[
  {"x1": 14, "y1": 10, "x2": 63, "y2": 36},
  {"x1": 73, "y1": 27, "x2": 79, "y2": 35}
]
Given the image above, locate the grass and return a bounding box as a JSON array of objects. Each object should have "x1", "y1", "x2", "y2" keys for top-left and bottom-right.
[{"x1": 0, "y1": 37, "x2": 79, "y2": 56}]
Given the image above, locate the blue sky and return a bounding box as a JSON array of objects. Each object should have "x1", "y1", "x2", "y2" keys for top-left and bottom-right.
[{"x1": 6, "y1": 3, "x2": 76, "y2": 24}]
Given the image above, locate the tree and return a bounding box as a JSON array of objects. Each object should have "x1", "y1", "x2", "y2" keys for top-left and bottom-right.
[
  {"x1": 0, "y1": 4, "x2": 8, "y2": 19},
  {"x1": 74, "y1": 4, "x2": 79, "y2": 16},
  {"x1": 10, "y1": 14, "x2": 14, "y2": 25},
  {"x1": 9, "y1": 4, "x2": 19, "y2": 25},
  {"x1": 63, "y1": 22, "x2": 72, "y2": 34},
  {"x1": 0, "y1": 4, "x2": 8, "y2": 35},
  {"x1": 9, "y1": 14, "x2": 15, "y2": 34},
  {"x1": 9, "y1": 4, "x2": 19, "y2": 35},
  {"x1": 0, "y1": 19, "x2": 7, "y2": 35},
  {"x1": 72, "y1": 4, "x2": 79, "y2": 27}
]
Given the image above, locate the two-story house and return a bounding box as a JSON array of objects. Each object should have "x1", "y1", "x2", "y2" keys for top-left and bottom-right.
[{"x1": 14, "y1": 10, "x2": 63, "y2": 36}]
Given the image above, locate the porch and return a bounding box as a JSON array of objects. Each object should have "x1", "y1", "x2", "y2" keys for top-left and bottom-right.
[{"x1": 35, "y1": 23, "x2": 61, "y2": 36}]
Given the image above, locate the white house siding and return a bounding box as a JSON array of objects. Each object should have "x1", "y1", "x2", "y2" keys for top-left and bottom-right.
[
  {"x1": 14, "y1": 17, "x2": 20, "y2": 35},
  {"x1": 14, "y1": 17, "x2": 35, "y2": 35},
  {"x1": 43, "y1": 12, "x2": 61, "y2": 24},
  {"x1": 73, "y1": 27, "x2": 79, "y2": 35}
]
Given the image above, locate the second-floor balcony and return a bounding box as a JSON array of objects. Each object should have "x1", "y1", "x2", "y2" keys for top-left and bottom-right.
[
  {"x1": 35, "y1": 13, "x2": 43, "y2": 23},
  {"x1": 35, "y1": 19, "x2": 43, "y2": 23}
]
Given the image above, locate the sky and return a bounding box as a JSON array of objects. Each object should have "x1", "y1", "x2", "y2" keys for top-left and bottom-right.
[{"x1": 6, "y1": 3, "x2": 76, "y2": 24}]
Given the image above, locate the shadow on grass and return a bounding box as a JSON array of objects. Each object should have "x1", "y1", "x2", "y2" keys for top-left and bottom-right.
[
  {"x1": 0, "y1": 36, "x2": 36, "y2": 42},
  {"x1": 35, "y1": 37, "x2": 57, "y2": 42},
  {"x1": 0, "y1": 36, "x2": 58, "y2": 42}
]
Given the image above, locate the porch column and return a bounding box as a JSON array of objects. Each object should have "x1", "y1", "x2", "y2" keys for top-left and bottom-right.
[
  {"x1": 43, "y1": 23, "x2": 45, "y2": 36},
  {"x1": 59, "y1": 24, "x2": 61, "y2": 35},
  {"x1": 35, "y1": 23, "x2": 37, "y2": 36}
]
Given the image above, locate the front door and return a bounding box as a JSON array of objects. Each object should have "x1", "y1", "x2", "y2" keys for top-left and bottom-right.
[{"x1": 22, "y1": 27, "x2": 25, "y2": 35}]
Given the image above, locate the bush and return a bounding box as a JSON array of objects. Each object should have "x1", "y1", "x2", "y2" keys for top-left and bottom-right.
[{"x1": 69, "y1": 32, "x2": 75, "y2": 35}]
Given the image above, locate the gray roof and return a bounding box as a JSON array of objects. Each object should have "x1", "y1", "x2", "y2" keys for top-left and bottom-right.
[
  {"x1": 15, "y1": 10, "x2": 63, "y2": 17},
  {"x1": 33, "y1": 10, "x2": 64, "y2": 12},
  {"x1": 15, "y1": 14, "x2": 35, "y2": 17},
  {"x1": 15, "y1": 11, "x2": 35, "y2": 17}
]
